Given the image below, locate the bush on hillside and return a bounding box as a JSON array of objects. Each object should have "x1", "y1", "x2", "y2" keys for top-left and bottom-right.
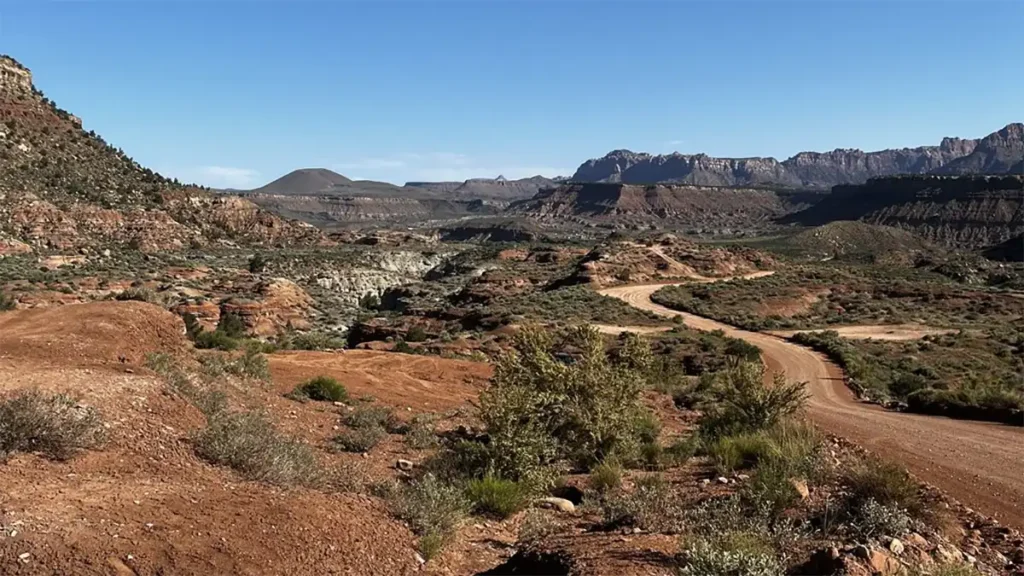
[
  {"x1": 193, "y1": 410, "x2": 321, "y2": 486},
  {"x1": 0, "y1": 390, "x2": 104, "y2": 461},
  {"x1": 698, "y1": 362, "x2": 807, "y2": 440},
  {"x1": 480, "y1": 325, "x2": 653, "y2": 484},
  {"x1": 466, "y1": 473, "x2": 529, "y2": 519},
  {"x1": 385, "y1": 473, "x2": 469, "y2": 560},
  {"x1": 290, "y1": 375, "x2": 348, "y2": 402}
]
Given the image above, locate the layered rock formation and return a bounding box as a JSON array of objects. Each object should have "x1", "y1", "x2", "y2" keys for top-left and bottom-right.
[
  {"x1": 572, "y1": 125, "x2": 1021, "y2": 188},
  {"x1": 785, "y1": 175, "x2": 1024, "y2": 248},
  {"x1": 0, "y1": 54, "x2": 320, "y2": 251},
  {"x1": 509, "y1": 182, "x2": 822, "y2": 233}
]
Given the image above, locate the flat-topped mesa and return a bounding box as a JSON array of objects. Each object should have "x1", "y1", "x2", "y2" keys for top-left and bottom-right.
[{"x1": 0, "y1": 55, "x2": 33, "y2": 92}]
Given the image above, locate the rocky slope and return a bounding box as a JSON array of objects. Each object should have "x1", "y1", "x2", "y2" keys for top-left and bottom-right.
[
  {"x1": 936, "y1": 123, "x2": 1024, "y2": 175},
  {"x1": 573, "y1": 124, "x2": 1021, "y2": 188},
  {"x1": 243, "y1": 194, "x2": 504, "y2": 229},
  {"x1": 509, "y1": 182, "x2": 823, "y2": 234},
  {"x1": 0, "y1": 55, "x2": 320, "y2": 252},
  {"x1": 785, "y1": 175, "x2": 1024, "y2": 248},
  {"x1": 773, "y1": 221, "x2": 944, "y2": 264}
]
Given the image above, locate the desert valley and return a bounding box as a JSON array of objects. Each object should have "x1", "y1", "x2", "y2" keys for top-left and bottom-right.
[{"x1": 0, "y1": 46, "x2": 1023, "y2": 576}]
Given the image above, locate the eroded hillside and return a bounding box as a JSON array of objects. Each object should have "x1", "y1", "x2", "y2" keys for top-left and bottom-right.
[
  {"x1": 0, "y1": 56, "x2": 320, "y2": 251},
  {"x1": 785, "y1": 175, "x2": 1024, "y2": 248}
]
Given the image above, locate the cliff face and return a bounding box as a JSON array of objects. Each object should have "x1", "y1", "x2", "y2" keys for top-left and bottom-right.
[
  {"x1": 782, "y1": 137, "x2": 979, "y2": 188},
  {"x1": 0, "y1": 54, "x2": 321, "y2": 252},
  {"x1": 785, "y1": 175, "x2": 1024, "y2": 248},
  {"x1": 509, "y1": 182, "x2": 820, "y2": 233},
  {"x1": 935, "y1": 124, "x2": 1024, "y2": 175},
  {"x1": 572, "y1": 125, "x2": 1022, "y2": 188},
  {"x1": 571, "y1": 151, "x2": 800, "y2": 187}
]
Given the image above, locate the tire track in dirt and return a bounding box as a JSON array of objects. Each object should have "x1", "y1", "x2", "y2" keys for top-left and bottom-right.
[{"x1": 598, "y1": 281, "x2": 1024, "y2": 530}]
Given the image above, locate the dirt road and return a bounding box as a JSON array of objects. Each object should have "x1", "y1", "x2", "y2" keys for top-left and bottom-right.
[{"x1": 598, "y1": 282, "x2": 1024, "y2": 530}]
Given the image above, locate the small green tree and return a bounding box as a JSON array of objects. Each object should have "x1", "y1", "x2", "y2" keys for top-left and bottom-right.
[
  {"x1": 480, "y1": 325, "x2": 653, "y2": 484},
  {"x1": 217, "y1": 312, "x2": 247, "y2": 338}
]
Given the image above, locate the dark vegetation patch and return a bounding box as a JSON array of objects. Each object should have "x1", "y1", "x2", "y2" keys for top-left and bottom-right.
[
  {"x1": 652, "y1": 264, "x2": 1024, "y2": 331},
  {"x1": 793, "y1": 329, "x2": 1024, "y2": 424}
]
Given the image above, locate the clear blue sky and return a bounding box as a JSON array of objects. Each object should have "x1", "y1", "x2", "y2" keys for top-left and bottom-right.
[{"x1": 2, "y1": 1, "x2": 1021, "y2": 187}]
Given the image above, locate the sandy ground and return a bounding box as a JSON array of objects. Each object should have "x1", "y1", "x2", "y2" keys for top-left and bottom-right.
[
  {"x1": 0, "y1": 302, "x2": 506, "y2": 576},
  {"x1": 598, "y1": 282, "x2": 1024, "y2": 531},
  {"x1": 768, "y1": 324, "x2": 956, "y2": 341}
]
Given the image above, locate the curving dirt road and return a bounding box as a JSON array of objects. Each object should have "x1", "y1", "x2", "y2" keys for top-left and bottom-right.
[{"x1": 598, "y1": 282, "x2": 1024, "y2": 530}]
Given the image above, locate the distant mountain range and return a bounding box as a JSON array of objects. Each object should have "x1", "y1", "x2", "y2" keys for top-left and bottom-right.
[
  {"x1": 245, "y1": 168, "x2": 561, "y2": 202},
  {"x1": 571, "y1": 123, "x2": 1023, "y2": 189}
]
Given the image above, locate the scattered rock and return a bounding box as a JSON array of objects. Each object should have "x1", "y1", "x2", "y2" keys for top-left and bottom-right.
[
  {"x1": 906, "y1": 533, "x2": 929, "y2": 548},
  {"x1": 934, "y1": 544, "x2": 964, "y2": 564},
  {"x1": 414, "y1": 552, "x2": 425, "y2": 565},
  {"x1": 716, "y1": 477, "x2": 729, "y2": 484},
  {"x1": 536, "y1": 497, "x2": 575, "y2": 513},
  {"x1": 888, "y1": 537, "x2": 905, "y2": 556},
  {"x1": 396, "y1": 459, "x2": 414, "y2": 471}
]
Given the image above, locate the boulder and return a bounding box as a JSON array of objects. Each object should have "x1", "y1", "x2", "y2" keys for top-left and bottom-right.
[{"x1": 536, "y1": 497, "x2": 575, "y2": 514}]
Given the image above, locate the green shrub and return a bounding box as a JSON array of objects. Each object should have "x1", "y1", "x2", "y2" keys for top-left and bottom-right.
[
  {"x1": 466, "y1": 474, "x2": 529, "y2": 518},
  {"x1": 292, "y1": 376, "x2": 348, "y2": 402},
  {"x1": 279, "y1": 331, "x2": 346, "y2": 351},
  {"x1": 634, "y1": 411, "x2": 661, "y2": 445},
  {"x1": 424, "y1": 440, "x2": 495, "y2": 482},
  {"x1": 843, "y1": 459, "x2": 923, "y2": 516},
  {"x1": 517, "y1": 509, "x2": 563, "y2": 548},
  {"x1": 851, "y1": 498, "x2": 911, "y2": 540},
  {"x1": 343, "y1": 405, "x2": 399, "y2": 432},
  {"x1": 698, "y1": 363, "x2": 807, "y2": 440},
  {"x1": 600, "y1": 474, "x2": 684, "y2": 532},
  {"x1": 406, "y1": 325, "x2": 428, "y2": 342},
  {"x1": 193, "y1": 330, "x2": 239, "y2": 351},
  {"x1": 701, "y1": 422, "x2": 823, "y2": 517},
  {"x1": 404, "y1": 413, "x2": 439, "y2": 449},
  {"x1": 224, "y1": 350, "x2": 270, "y2": 381},
  {"x1": 480, "y1": 325, "x2": 652, "y2": 484},
  {"x1": 663, "y1": 436, "x2": 698, "y2": 466},
  {"x1": 0, "y1": 292, "x2": 16, "y2": 311},
  {"x1": 0, "y1": 390, "x2": 104, "y2": 461},
  {"x1": 639, "y1": 441, "x2": 664, "y2": 470},
  {"x1": 705, "y1": 432, "x2": 777, "y2": 474},
  {"x1": 144, "y1": 352, "x2": 176, "y2": 375},
  {"x1": 679, "y1": 536, "x2": 782, "y2": 576},
  {"x1": 217, "y1": 312, "x2": 247, "y2": 338},
  {"x1": 386, "y1": 474, "x2": 468, "y2": 559},
  {"x1": 588, "y1": 459, "x2": 623, "y2": 493},
  {"x1": 194, "y1": 411, "x2": 321, "y2": 486},
  {"x1": 333, "y1": 426, "x2": 386, "y2": 453}
]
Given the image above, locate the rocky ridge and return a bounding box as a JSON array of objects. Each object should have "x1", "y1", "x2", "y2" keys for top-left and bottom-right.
[
  {"x1": 572, "y1": 124, "x2": 1020, "y2": 188},
  {"x1": 0, "y1": 55, "x2": 320, "y2": 252},
  {"x1": 785, "y1": 175, "x2": 1024, "y2": 248},
  {"x1": 509, "y1": 182, "x2": 824, "y2": 234}
]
